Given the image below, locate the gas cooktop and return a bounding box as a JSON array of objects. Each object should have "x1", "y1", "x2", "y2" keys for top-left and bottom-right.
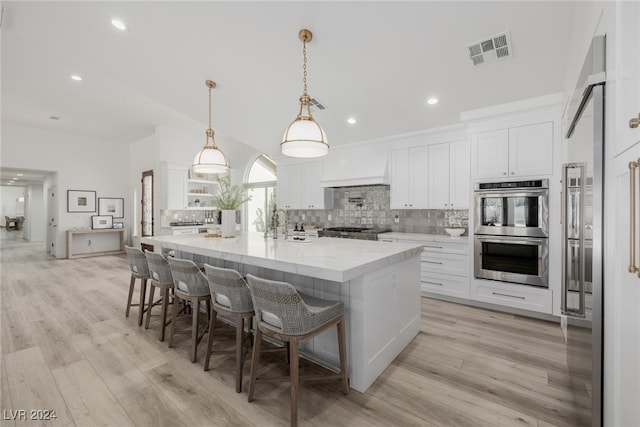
[
  {"x1": 319, "y1": 227, "x2": 391, "y2": 240},
  {"x1": 324, "y1": 227, "x2": 373, "y2": 232}
]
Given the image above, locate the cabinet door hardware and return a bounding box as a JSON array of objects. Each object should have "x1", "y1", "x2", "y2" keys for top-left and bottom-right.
[
  {"x1": 492, "y1": 292, "x2": 525, "y2": 300},
  {"x1": 423, "y1": 260, "x2": 443, "y2": 265},
  {"x1": 422, "y1": 245, "x2": 443, "y2": 249},
  {"x1": 422, "y1": 281, "x2": 443, "y2": 286},
  {"x1": 629, "y1": 113, "x2": 640, "y2": 128},
  {"x1": 629, "y1": 159, "x2": 639, "y2": 275}
]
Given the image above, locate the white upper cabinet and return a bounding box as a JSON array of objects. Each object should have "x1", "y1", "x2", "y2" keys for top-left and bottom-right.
[
  {"x1": 428, "y1": 143, "x2": 450, "y2": 208},
  {"x1": 508, "y1": 122, "x2": 553, "y2": 177},
  {"x1": 428, "y1": 140, "x2": 470, "y2": 209},
  {"x1": 472, "y1": 122, "x2": 553, "y2": 179},
  {"x1": 160, "y1": 163, "x2": 188, "y2": 210},
  {"x1": 450, "y1": 140, "x2": 471, "y2": 208},
  {"x1": 277, "y1": 163, "x2": 300, "y2": 209},
  {"x1": 390, "y1": 146, "x2": 429, "y2": 209},
  {"x1": 277, "y1": 161, "x2": 330, "y2": 210},
  {"x1": 615, "y1": 0, "x2": 640, "y2": 155},
  {"x1": 301, "y1": 161, "x2": 327, "y2": 209},
  {"x1": 472, "y1": 129, "x2": 510, "y2": 179}
]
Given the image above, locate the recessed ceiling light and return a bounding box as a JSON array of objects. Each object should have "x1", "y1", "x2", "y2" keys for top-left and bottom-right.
[
  {"x1": 70, "y1": 74, "x2": 82, "y2": 81},
  {"x1": 111, "y1": 19, "x2": 127, "y2": 31},
  {"x1": 347, "y1": 117, "x2": 357, "y2": 124},
  {"x1": 426, "y1": 97, "x2": 439, "y2": 105},
  {"x1": 17, "y1": 174, "x2": 23, "y2": 176}
]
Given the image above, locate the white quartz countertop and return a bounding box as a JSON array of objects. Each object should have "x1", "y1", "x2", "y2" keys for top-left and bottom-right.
[
  {"x1": 141, "y1": 233, "x2": 423, "y2": 282},
  {"x1": 378, "y1": 232, "x2": 469, "y2": 243}
]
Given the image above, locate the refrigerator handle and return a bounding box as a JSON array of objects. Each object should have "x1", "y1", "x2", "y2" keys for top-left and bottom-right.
[
  {"x1": 629, "y1": 159, "x2": 639, "y2": 275},
  {"x1": 561, "y1": 167, "x2": 568, "y2": 314},
  {"x1": 578, "y1": 165, "x2": 586, "y2": 316}
]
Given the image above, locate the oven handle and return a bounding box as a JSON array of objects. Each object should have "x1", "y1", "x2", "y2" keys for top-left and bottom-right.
[
  {"x1": 474, "y1": 189, "x2": 548, "y2": 197},
  {"x1": 475, "y1": 235, "x2": 546, "y2": 246}
]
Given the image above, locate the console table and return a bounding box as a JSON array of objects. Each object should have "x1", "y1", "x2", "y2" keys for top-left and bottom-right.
[{"x1": 66, "y1": 228, "x2": 127, "y2": 259}]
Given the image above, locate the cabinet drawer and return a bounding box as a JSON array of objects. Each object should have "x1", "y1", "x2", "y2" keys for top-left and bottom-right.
[
  {"x1": 419, "y1": 241, "x2": 468, "y2": 255},
  {"x1": 421, "y1": 272, "x2": 469, "y2": 299},
  {"x1": 420, "y1": 252, "x2": 469, "y2": 277},
  {"x1": 172, "y1": 228, "x2": 199, "y2": 235},
  {"x1": 471, "y1": 280, "x2": 552, "y2": 314}
]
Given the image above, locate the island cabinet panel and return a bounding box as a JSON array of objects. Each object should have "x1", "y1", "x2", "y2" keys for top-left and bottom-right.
[
  {"x1": 142, "y1": 233, "x2": 422, "y2": 393},
  {"x1": 349, "y1": 257, "x2": 421, "y2": 391}
]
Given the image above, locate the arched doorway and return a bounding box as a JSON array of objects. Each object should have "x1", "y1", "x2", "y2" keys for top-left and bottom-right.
[{"x1": 245, "y1": 155, "x2": 277, "y2": 233}]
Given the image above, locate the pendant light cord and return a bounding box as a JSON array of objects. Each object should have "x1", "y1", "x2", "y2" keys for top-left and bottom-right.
[
  {"x1": 205, "y1": 80, "x2": 216, "y2": 147},
  {"x1": 302, "y1": 40, "x2": 308, "y2": 96}
]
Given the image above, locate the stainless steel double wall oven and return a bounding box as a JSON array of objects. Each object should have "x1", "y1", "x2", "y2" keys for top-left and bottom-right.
[{"x1": 474, "y1": 179, "x2": 550, "y2": 287}]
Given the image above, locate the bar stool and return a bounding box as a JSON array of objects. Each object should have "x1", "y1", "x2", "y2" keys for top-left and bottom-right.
[
  {"x1": 245, "y1": 274, "x2": 349, "y2": 427},
  {"x1": 203, "y1": 264, "x2": 254, "y2": 393},
  {"x1": 125, "y1": 246, "x2": 151, "y2": 326},
  {"x1": 167, "y1": 257, "x2": 211, "y2": 363},
  {"x1": 144, "y1": 251, "x2": 175, "y2": 341}
]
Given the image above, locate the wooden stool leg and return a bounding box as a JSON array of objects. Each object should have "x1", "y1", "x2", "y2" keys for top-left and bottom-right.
[
  {"x1": 159, "y1": 287, "x2": 170, "y2": 342},
  {"x1": 247, "y1": 327, "x2": 263, "y2": 402},
  {"x1": 235, "y1": 316, "x2": 244, "y2": 393},
  {"x1": 204, "y1": 309, "x2": 218, "y2": 371},
  {"x1": 289, "y1": 338, "x2": 299, "y2": 427},
  {"x1": 168, "y1": 294, "x2": 180, "y2": 348},
  {"x1": 137, "y1": 278, "x2": 147, "y2": 326},
  {"x1": 337, "y1": 319, "x2": 349, "y2": 394},
  {"x1": 125, "y1": 275, "x2": 136, "y2": 317},
  {"x1": 191, "y1": 298, "x2": 199, "y2": 363},
  {"x1": 145, "y1": 284, "x2": 156, "y2": 329}
]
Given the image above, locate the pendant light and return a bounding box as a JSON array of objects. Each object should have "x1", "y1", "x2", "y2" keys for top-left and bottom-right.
[
  {"x1": 281, "y1": 29, "x2": 329, "y2": 158},
  {"x1": 192, "y1": 80, "x2": 230, "y2": 174}
]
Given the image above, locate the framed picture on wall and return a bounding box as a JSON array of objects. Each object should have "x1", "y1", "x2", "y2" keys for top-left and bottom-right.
[
  {"x1": 67, "y1": 190, "x2": 96, "y2": 213},
  {"x1": 98, "y1": 197, "x2": 124, "y2": 218},
  {"x1": 91, "y1": 215, "x2": 113, "y2": 229}
]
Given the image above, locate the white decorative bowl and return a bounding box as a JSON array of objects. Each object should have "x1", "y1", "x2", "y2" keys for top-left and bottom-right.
[{"x1": 445, "y1": 227, "x2": 465, "y2": 237}]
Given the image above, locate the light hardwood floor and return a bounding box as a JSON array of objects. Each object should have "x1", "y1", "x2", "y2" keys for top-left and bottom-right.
[{"x1": 0, "y1": 245, "x2": 585, "y2": 426}]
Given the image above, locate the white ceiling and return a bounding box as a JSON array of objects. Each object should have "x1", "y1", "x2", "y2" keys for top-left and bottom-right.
[{"x1": 2, "y1": 1, "x2": 579, "y2": 165}]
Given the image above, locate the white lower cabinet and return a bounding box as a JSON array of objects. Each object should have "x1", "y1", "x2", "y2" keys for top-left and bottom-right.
[
  {"x1": 382, "y1": 234, "x2": 470, "y2": 299},
  {"x1": 420, "y1": 241, "x2": 470, "y2": 298},
  {"x1": 470, "y1": 280, "x2": 552, "y2": 314}
]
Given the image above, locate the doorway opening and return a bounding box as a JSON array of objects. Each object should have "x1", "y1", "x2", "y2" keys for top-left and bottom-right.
[{"x1": 141, "y1": 169, "x2": 154, "y2": 251}]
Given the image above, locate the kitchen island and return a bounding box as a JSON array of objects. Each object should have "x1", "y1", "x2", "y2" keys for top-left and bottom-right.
[{"x1": 141, "y1": 233, "x2": 423, "y2": 392}]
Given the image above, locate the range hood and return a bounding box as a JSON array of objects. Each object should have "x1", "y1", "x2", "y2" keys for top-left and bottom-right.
[{"x1": 320, "y1": 141, "x2": 389, "y2": 188}]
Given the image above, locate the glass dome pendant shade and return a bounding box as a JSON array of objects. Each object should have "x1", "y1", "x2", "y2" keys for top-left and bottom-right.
[
  {"x1": 192, "y1": 80, "x2": 230, "y2": 174},
  {"x1": 281, "y1": 29, "x2": 329, "y2": 158}
]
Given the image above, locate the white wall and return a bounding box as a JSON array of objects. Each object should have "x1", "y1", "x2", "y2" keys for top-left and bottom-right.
[
  {"x1": 25, "y1": 184, "x2": 45, "y2": 242},
  {"x1": 1, "y1": 121, "x2": 129, "y2": 257}
]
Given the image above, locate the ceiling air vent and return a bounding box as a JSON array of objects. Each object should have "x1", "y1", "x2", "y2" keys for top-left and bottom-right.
[
  {"x1": 467, "y1": 31, "x2": 513, "y2": 67},
  {"x1": 309, "y1": 97, "x2": 327, "y2": 112}
]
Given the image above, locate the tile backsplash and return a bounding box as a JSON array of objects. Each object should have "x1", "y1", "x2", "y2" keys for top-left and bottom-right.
[{"x1": 286, "y1": 185, "x2": 469, "y2": 235}]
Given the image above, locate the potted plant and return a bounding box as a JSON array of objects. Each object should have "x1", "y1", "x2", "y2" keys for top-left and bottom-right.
[{"x1": 211, "y1": 174, "x2": 251, "y2": 237}]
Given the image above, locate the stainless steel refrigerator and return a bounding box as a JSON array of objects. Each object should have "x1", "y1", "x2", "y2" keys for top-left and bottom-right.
[{"x1": 562, "y1": 35, "x2": 605, "y2": 426}]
